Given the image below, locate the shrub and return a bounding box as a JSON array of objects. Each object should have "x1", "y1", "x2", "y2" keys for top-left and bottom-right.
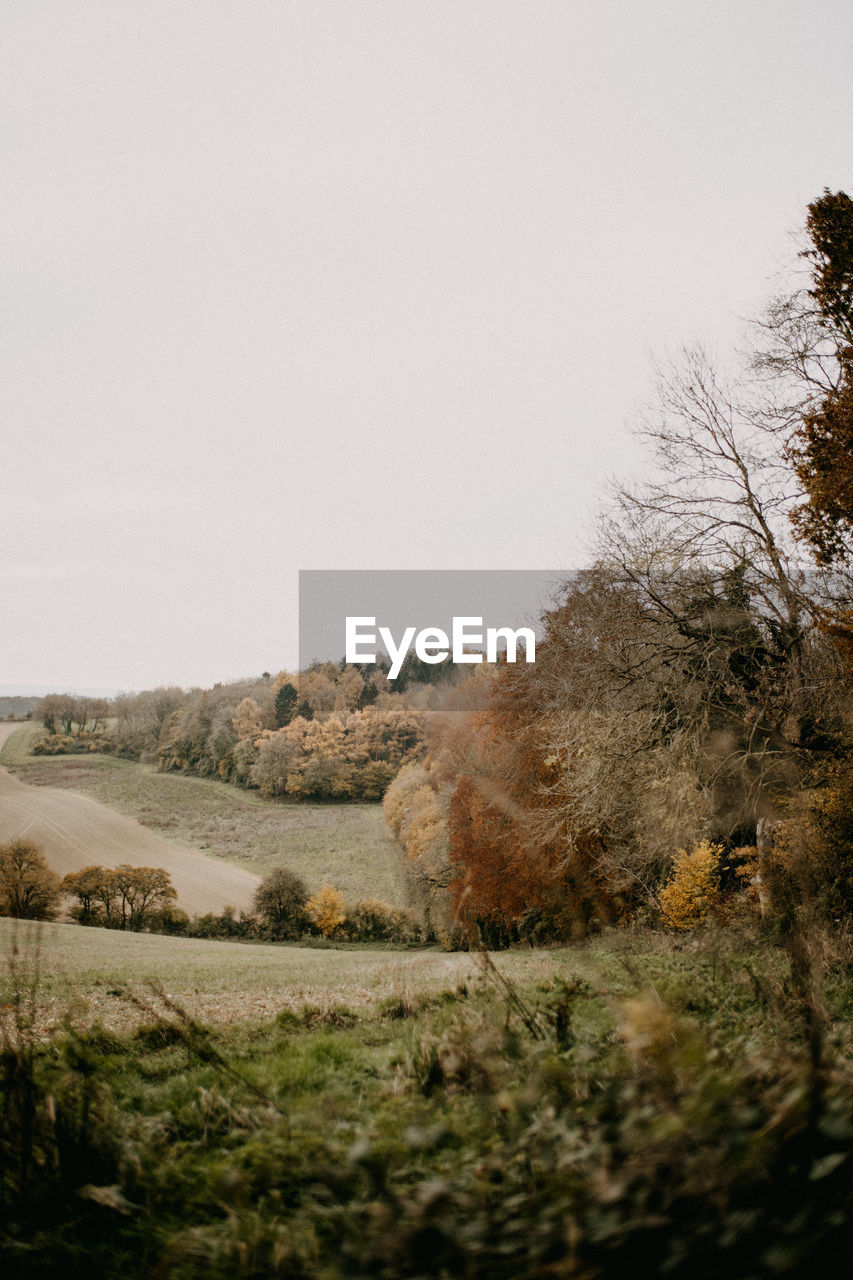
[
  {"x1": 659, "y1": 840, "x2": 723, "y2": 930},
  {"x1": 252, "y1": 867, "x2": 308, "y2": 939},
  {"x1": 188, "y1": 907, "x2": 252, "y2": 940},
  {"x1": 347, "y1": 898, "x2": 421, "y2": 943},
  {"x1": 793, "y1": 767, "x2": 853, "y2": 920},
  {"x1": 147, "y1": 905, "x2": 191, "y2": 936},
  {"x1": 306, "y1": 884, "x2": 346, "y2": 938},
  {"x1": 31, "y1": 730, "x2": 112, "y2": 756}
]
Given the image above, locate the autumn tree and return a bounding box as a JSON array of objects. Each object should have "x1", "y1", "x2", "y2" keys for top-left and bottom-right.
[
  {"x1": 0, "y1": 841, "x2": 62, "y2": 919},
  {"x1": 252, "y1": 867, "x2": 308, "y2": 939},
  {"x1": 590, "y1": 337, "x2": 853, "y2": 839},
  {"x1": 61, "y1": 865, "x2": 106, "y2": 923},
  {"x1": 37, "y1": 693, "x2": 77, "y2": 736},
  {"x1": 232, "y1": 697, "x2": 264, "y2": 741},
  {"x1": 113, "y1": 686, "x2": 184, "y2": 757},
  {"x1": 306, "y1": 884, "x2": 346, "y2": 937},
  {"x1": 92, "y1": 867, "x2": 120, "y2": 924},
  {"x1": 659, "y1": 841, "x2": 723, "y2": 930},
  {"x1": 781, "y1": 190, "x2": 853, "y2": 565},
  {"x1": 110, "y1": 865, "x2": 176, "y2": 930},
  {"x1": 61, "y1": 865, "x2": 177, "y2": 929}
]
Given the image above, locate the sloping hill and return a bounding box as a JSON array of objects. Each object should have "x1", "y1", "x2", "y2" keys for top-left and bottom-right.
[
  {"x1": 2, "y1": 727, "x2": 409, "y2": 905},
  {"x1": 0, "y1": 723, "x2": 260, "y2": 916}
]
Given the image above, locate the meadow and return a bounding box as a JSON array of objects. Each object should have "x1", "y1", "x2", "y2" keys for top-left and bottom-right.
[
  {"x1": 0, "y1": 725, "x2": 407, "y2": 905},
  {"x1": 3, "y1": 913, "x2": 851, "y2": 1278},
  {"x1": 0, "y1": 916, "x2": 491, "y2": 1035}
]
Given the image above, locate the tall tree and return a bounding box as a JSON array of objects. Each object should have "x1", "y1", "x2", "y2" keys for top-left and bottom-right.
[
  {"x1": 252, "y1": 867, "x2": 307, "y2": 939},
  {"x1": 273, "y1": 681, "x2": 298, "y2": 727},
  {"x1": 787, "y1": 190, "x2": 853, "y2": 565}
]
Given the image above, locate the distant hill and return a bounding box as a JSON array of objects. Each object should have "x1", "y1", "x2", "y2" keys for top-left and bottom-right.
[{"x1": 0, "y1": 695, "x2": 39, "y2": 718}]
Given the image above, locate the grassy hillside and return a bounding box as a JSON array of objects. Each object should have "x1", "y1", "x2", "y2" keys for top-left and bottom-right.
[
  {"x1": 3, "y1": 919, "x2": 850, "y2": 1278},
  {"x1": 0, "y1": 720, "x2": 41, "y2": 764},
  {"x1": 1, "y1": 726, "x2": 408, "y2": 905},
  {"x1": 0, "y1": 725, "x2": 260, "y2": 916},
  {"x1": 0, "y1": 916, "x2": 562, "y2": 1036}
]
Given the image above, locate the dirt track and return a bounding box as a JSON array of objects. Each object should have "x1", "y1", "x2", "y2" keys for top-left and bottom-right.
[{"x1": 0, "y1": 724, "x2": 260, "y2": 915}]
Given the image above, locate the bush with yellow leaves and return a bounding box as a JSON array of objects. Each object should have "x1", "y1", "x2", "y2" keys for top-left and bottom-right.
[
  {"x1": 659, "y1": 839, "x2": 723, "y2": 930},
  {"x1": 306, "y1": 884, "x2": 347, "y2": 938}
]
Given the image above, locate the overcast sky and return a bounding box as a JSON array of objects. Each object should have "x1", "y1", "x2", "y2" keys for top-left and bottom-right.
[{"x1": 2, "y1": 1, "x2": 852, "y2": 691}]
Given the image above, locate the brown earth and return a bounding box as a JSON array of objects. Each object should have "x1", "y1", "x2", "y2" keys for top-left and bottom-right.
[{"x1": 0, "y1": 723, "x2": 260, "y2": 915}]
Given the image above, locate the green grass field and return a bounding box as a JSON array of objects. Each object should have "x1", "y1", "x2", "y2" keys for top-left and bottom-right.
[
  {"x1": 1, "y1": 725, "x2": 408, "y2": 904},
  {"x1": 0, "y1": 913, "x2": 784, "y2": 1045}
]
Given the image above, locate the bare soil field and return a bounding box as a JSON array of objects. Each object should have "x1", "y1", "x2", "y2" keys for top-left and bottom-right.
[{"x1": 0, "y1": 723, "x2": 260, "y2": 916}]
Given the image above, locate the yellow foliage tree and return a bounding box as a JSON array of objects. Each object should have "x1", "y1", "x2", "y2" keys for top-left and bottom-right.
[
  {"x1": 232, "y1": 696, "x2": 264, "y2": 740},
  {"x1": 659, "y1": 840, "x2": 722, "y2": 930},
  {"x1": 306, "y1": 884, "x2": 347, "y2": 937}
]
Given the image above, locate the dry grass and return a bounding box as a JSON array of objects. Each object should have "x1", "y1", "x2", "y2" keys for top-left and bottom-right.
[{"x1": 0, "y1": 917, "x2": 578, "y2": 1038}]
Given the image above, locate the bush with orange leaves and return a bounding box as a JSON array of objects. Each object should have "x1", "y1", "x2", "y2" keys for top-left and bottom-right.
[
  {"x1": 659, "y1": 840, "x2": 723, "y2": 930},
  {"x1": 306, "y1": 884, "x2": 347, "y2": 938}
]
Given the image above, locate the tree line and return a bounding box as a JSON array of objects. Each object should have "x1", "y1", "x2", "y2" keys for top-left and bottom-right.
[
  {"x1": 32, "y1": 661, "x2": 439, "y2": 800},
  {"x1": 0, "y1": 839, "x2": 422, "y2": 945},
  {"x1": 0, "y1": 841, "x2": 176, "y2": 930}
]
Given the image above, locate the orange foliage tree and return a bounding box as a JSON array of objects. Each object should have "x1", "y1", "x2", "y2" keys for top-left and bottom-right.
[{"x1": 445, "y1": 660, "x2": 614, "y2": 945}]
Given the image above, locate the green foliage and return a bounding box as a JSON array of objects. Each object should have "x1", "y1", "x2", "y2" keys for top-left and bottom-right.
[
  {"x1": 273, "y1": 681, "x2": 298, "y2": 727},
  {"x1": 0, "y1": 953, "x2": 125, "y2": 1277}
]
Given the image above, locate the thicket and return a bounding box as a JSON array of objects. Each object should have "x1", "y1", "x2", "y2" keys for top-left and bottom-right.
[{"x1": 32, "y1": 664, "x2": 432, "y2": 802}]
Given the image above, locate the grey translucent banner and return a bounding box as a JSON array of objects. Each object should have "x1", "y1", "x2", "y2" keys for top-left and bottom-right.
[{"x1": 298, "y1": 570, "x2": 570, "y2": 676}]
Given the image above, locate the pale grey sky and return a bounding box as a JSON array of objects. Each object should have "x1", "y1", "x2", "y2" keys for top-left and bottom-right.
[{"x1": 2, "y1": 1, "x2": 852, "y2": 690}]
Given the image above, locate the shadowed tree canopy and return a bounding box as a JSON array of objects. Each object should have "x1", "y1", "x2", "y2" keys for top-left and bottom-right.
[
  {"x1": 274, "y1": 681, "x2": 299, "y2": 727},
  {"x1": 788, "y1": 190, "x2": 853, "y2": 565}
]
